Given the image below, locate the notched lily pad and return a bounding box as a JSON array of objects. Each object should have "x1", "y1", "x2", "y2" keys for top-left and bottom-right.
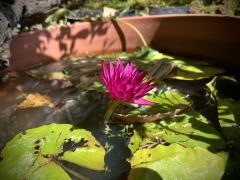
[
  {"x1": 0, "y1": 124, "x2": 105, "y2": 180},
  {"x1": 128, "y1": 143, "x2": 227, "y2": 180}
]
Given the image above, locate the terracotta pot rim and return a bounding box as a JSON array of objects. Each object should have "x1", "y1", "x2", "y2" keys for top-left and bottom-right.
[{"x1": 2, "y1": 14, "x2": 240, "y2": 73}]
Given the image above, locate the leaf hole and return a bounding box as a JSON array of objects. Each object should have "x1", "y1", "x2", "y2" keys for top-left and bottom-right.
[
  {"x1": 95, "y1": 144, "x2": 101, "y2": 147},
  {"x1": 62, "y1": 138, "x2": 88, "y2": 152},
  {"x1": 34, "y1": 145, "x2": 40, "y2": 151},
  {"x1": 34, "y1": 139, "x2": 41, "y2": 144}
]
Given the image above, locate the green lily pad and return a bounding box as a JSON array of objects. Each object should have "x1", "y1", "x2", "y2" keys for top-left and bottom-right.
[
  {"x1": 115, "y1": 83, "x2": 190, "y2": 123},
  {"x1": 218, "y1": 98, "x2": 240, "y2": 148},
  {"x1": 207, "y1": 76, "x2": 240, "y2": 148},
  {"x1": 0, "y1": 124, "x2": 105, "y2": 180},
  {"x1": 134, "y1": 48, "x2": 224, "y2": 80},
  {"x1": 163, "y1": 56, "x2": 225, "y2": 80},
  {"x1": 131, "y1": 82, "x2": 190, "y2": 115},
  {"x1": 135, "y1": 47, "x2": 163, "y2": 63},
  {"x1": 125, "y1": 82, "x2": 225, "y2": 151},
  {"x1": 128, "y1": 130, "x2": 142, "y2": 153},
  {"x1": 134, "y1": 109, "x2": 226, "y2": 152},
  {"x1": 128, "y1": 143, "x2": 227, "y2": 180}
]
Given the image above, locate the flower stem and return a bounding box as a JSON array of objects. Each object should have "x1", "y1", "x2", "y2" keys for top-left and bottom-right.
[{"x1": 103, "y1": 100, "x2": 120, "y2": 124}]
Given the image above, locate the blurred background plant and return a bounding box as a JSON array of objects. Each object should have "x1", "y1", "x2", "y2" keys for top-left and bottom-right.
[
  {"x1": 20, "y1": 0, "x2": 240, "y2": 31},
  {"x1": 66, "y1": 0, "x2": 240, "y2": 15}
]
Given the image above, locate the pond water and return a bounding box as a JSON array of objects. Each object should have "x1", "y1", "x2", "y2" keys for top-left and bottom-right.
[{"x1": 0, "y1": 47, "x2": 239, "y2": 179}]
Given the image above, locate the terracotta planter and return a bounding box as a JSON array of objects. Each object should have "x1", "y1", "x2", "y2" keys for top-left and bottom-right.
[{"x1": 3, "y1": 14, "x2": 240, "y2": 73}]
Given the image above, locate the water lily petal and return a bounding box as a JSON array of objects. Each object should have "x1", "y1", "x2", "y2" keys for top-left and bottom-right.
[
  {"x1": 100, "y1": 73, "x2": 108, "y2": 85},
  {"x1": 101, "y1": 60, "x2": 109, "y2": 80},
  {"x1": 133, "y1": 98, "x2": 155, "y2": 105},
  {"x1": 109, "y1": 60, "x2": 115, "y2": 78},
  {"x1": 100, "y1": 59, "x2": 157, "y2": 105},
  {"x1": 116, "y1": 59, "x2": 124, "y2": 74},
  {"x1": 124, "y1": 62, "x2": 133, "y2": 75}
]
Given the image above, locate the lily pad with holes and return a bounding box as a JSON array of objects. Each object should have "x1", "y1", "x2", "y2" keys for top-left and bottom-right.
[
  {"x1": 125, "y1": 82, "x2": 225, "y2": 152},
  {"x1": 0, "y1": 124, "x2": 105, "y2": 180},
  {"x1": 128, "y1": 130, "x2": 142, "y2": 153},
  {"x1": 128, "y1": 143, "x2": 227, "y2": 180}
]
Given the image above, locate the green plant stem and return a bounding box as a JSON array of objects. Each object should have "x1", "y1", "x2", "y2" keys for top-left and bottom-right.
[{"x1": 103, "y1": 100, "x2": 120, "y2": 124}]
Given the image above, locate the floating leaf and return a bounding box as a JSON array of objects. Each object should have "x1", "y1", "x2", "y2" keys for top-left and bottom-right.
[
  {"x1": 207, "y1": 76, "x2": 240, "y2": 148},
  {"x1": 163, "y1": 56, "x2": 225, "y2": 80},
  {"x1": 125, "y1": 82, "x2": 225, "y2": 152},
  {"x1": 0, "y1": 124, "x2": 105, "y2": 179},
  {"x1": 130, "y1": 82, "x2": 190, "y2": 116},
  {"x1": 128, "y1": 130, "x2": 142, "y2": 153},
  {"x1": 218, "y1": 98, "x2": 240, "y2": 149},
  {"x1": 135, "y1": 109, "x2": 226, "y2": 152},
  {"x1": 129, "y1": 144, "x2": 227, "y2": 180},
  {"x1": 206, "y1": 76, "x2": 240, "y2": 177},
  {"x1": 135, "y1": 47, "x2": 163, "y2": 63}
]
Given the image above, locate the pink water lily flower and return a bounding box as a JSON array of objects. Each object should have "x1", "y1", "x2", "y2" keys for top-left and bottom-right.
[{"x1": 100, "y1": 59, "x2": 156, "y2": 105}]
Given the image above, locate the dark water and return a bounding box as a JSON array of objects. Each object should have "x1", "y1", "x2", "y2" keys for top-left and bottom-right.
[{"x1": 0, "y1": 56, "x2": 239, "y2": 179}]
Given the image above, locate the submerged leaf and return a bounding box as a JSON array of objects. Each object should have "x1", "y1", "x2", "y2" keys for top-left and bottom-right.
[
  {"x1": 17, "y1": 93, "x2": 54, "y2": 109},
  {"x1": 0, "y1": 124, "x2": 105, "y2": 179}
]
